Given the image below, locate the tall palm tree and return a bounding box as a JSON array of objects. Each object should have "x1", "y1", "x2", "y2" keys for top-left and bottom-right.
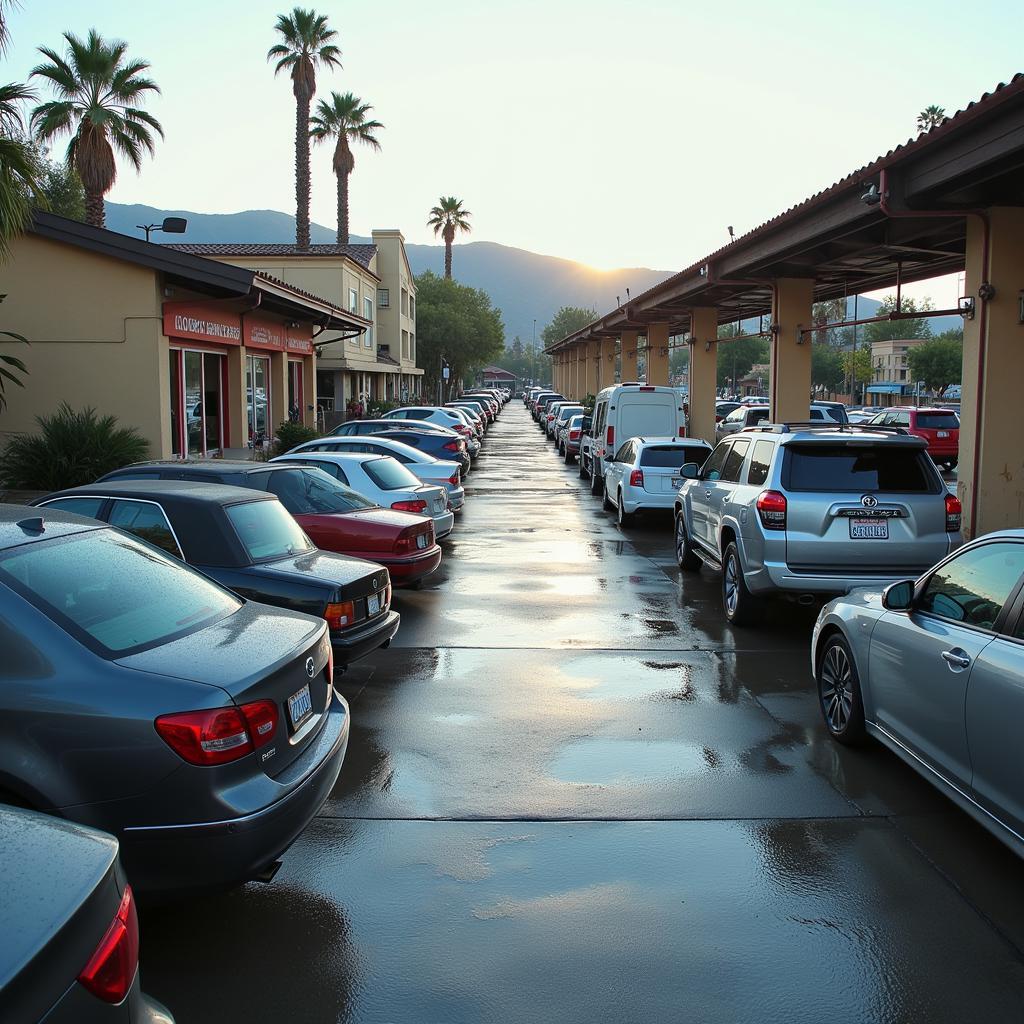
[
  {"x1": 309, "y1": 91, "x2": 382, "y2": 245},
  {"x1": 30, "y1": 30, "x2": 162, "y2": 228},
  {"x1": 0, "y1": 81, "x2": 40, "y2": 253},
  {"x1": 427, "y1": 196, "x2": 472, "y2": 279},
  {"x1": 268, "y1": 8, "x2": 341, "y2": 250},
  {"x1": 917, "y1": 105, "x2": 946, "y2": 134}
]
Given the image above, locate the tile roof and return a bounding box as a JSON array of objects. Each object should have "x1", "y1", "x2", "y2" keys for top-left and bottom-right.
[
  {"x1": 253, "y1": 272, "x2": 371, "y2": 326},
  {"x1": 168, "y1": 242, "x2": 378, "y2": 270}
]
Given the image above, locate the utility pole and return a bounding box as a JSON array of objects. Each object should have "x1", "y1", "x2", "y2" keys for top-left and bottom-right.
[{"x1": 532, "y1": 319, "x2": 537, "y2": 385}]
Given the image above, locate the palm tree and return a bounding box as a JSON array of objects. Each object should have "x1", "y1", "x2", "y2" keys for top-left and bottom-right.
[
  {"x1": 309, "y1": 91, "x2": 382, "y2": 245},
  {"x1": 917, "y1": 105, "x2": 946, "y2": 134},
  {"x1": 427, "y1": 196, "x2": 472, "y2": 279},
  {"x1": 30, "y1": 30, "x2": 162, "y2": 228},
  {"x1": 268, "y1": 8, "x2": 341, "y2": 250},
  {"x1": 0, "y1": 82, "x2": 40, "y2": 253}
]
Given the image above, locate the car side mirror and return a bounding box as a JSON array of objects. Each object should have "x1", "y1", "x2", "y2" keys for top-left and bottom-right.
[
  {"x1": 882, "y1": 579, "x2": 915, "y2": 611},
  {"x1": 581, "y1": 417, "x2": 592, "y2": 434},
  {"x1": 680, "y1": 463, "x2": 700, "y2": 479}
]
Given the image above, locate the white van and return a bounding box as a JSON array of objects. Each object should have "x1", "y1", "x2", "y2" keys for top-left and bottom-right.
[{"x1": 582, "y1": 384, "x2": 686, "y2": 496}]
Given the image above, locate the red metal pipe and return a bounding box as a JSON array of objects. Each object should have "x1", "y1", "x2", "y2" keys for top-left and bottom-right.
[{"x1": 878, "y1": 167, "x2": 990, "y2": 536}]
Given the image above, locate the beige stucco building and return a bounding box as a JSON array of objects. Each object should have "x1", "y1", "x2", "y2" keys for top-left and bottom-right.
[
  {"x1": 172, "y1": 232, "x2": 423, "y2": 423},
  {"x1": 0, "y1": 213, "x2": 368, "y2": 459}
]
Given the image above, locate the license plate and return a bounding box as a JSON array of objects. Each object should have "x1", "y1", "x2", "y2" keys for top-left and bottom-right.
[
  {"x1": 416, "y1": 533, "x2": 428, "y2": 549},
  {"x1": 287, "y1": 684, "x2": 313, "y2": 728},
  {"x1": 367, "y1": 593, "x2": 380, "y2": 616},
  {"x1": 850, "y1": 518, "x2": 889, "y2": 540},
  {"x1": 937, "y1": 431, "x2": 949, "y2": 437}
]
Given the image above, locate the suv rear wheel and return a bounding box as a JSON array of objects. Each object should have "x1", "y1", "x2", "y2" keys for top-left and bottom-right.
[
  {"x1": 675, "y1": 512, "x2": 701, "y2": 571},
  {"x1": 816, "y1": 633, "x2": 867, "y2": 744},
  {"x1": 722, "y1": 542, "x2": 761, "y2": 626}
]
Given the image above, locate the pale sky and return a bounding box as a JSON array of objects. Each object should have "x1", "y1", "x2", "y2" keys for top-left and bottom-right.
[{"x1": 6, "y1": 0, "x2": 1021, "y2": 308}]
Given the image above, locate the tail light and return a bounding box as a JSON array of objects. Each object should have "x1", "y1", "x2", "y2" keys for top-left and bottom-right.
[
  {"x1": 391, "y1": 499, "x2": 428, "y2": 513},
  {"x1": 443, "y1": 441, "x2": 460, "y2": 452},
  {"x1": 547, "y1": 413, "x2": 555, "y2": 421},
  {"x1": 394, "y1": 527, "x2": 431, "y2": 553},
  {"x1": 324, "y1": 600, "x2": 355, "y2": 630},
  {"x1": 455, "y1": 425, "x2": 471, "y2": 436},
  {"x1": 715, "y1": 415, "x2": 724, "y2": 423},
  {"x1": 629, "y1": 469, "x2": 644, "y2": 487},
  {"x1": 606, "y1": 426, "x2": 614, "y2": 449},
  {"x1": 756, "y1": 490, "x2": 787, "y2": 530},
  {"x1": 945, "y1": 493, "x2": 962, "y2": 533},
  {"x1": 678, "y1": 426, "x2": 687, "y2": 437},
  {"x1": 569, "y1": 429, "x2": 580, "y2": 441},
  {"x1": 78, "y1": 885, "x2": 139, "y2": 1004},
  {"x1": 155, "y1": 700, "x2": 278, "y2": 766},
  {"x1": 640, "y1": 386, "x2": 656, "y2": 391},
  {"x1": 448, "y1": 472, "x2": 460, "y2": 485}
]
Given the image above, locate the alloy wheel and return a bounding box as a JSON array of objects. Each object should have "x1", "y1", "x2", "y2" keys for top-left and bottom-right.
[
  {"x1": 820, "y1": 643, "x2": 854, "y2": 733},
  {"x1": 724, "y1": 554, "x2": 739, "y2": 616}
]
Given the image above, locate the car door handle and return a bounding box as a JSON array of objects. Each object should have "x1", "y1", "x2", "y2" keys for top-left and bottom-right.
[
  {"x1": 705, "y1": 490, "x2": 712, "y2": 499},
  {"x1": 941, "y1": 649, "x2": 971, "y2": 669}
]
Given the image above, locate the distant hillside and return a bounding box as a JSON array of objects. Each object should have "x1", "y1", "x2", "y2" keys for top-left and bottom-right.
[
  {"x1": 106, "y1": 203, "x2": 674, "y2": 343},
  {"x1": 105, "y1": 203, "x2": 962, "y2": 344}
]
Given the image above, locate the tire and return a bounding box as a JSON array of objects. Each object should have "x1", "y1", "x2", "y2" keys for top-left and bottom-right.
[
  {"x1": 602, "y1": 481, "x2": 614, "y2": 511},
  {"x1": 564, "y1": 446, "x2": 573, "y2": 465},
  {"x1": 722, "y1": 541, "x2": 761, "y2": 626},
  {"x1": 579, "y1": 455, "x2": 588, "y2": 479},
  {"x1": 675, "y1": 511, "x2": 701, "y2": 571},
  {"x1": 816, "y1": 633, "x2": 867, "y2": 745},
  {"x1": 590, "y1": 464, "x2": 603, "y2": 496},
  {"x1": 616, "y1": 490, "x2": 634, "y2": 527}
]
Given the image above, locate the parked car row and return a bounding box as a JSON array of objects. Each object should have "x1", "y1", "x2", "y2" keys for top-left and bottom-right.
[
  {"x1": 0, "y1": 391, "x2": 513, "y2": 1018},
  {"x1": 532, "y1": 385, "x2": 1024, "y2": 865}
]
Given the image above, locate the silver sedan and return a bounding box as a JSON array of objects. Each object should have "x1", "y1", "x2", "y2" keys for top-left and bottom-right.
[{"x1": 811, "y1": 530, "x2": 1024, "y2": 855}]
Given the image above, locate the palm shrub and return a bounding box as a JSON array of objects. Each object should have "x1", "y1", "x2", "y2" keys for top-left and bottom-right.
[
  {"x1": 273, "y1": 419, "x2": 319, "y2": 455},
  {"x1": 0, "y1": 403, "x2": 149, "y2": 489}
]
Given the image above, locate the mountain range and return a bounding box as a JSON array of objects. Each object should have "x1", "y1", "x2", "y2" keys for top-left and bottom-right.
[{"x1": 105, "y1": 203, "x2": 962, "y2": 345}]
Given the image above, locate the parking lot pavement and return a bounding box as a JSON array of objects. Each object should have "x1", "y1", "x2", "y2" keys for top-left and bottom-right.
[{"x1": 141, "y1": 403, "x2": 1024, "y2": 1023}]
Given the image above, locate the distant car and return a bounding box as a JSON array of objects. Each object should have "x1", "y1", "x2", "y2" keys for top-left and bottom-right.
[
  {"x1": 867, "y1": 406, "x2": 960, "y2": 470},
  {"x1": 271, "y1": 452, "x2": 455, "y2": 539},
  {"x1": 0, "y1": 806, "x2": 171, "y2": 1022},
  {"x1": 602, "y1": 436, "x2": 714, "y2": 527},
  {"x1": 559, "y1": 413, "x2": 586, "y2": 463},
  {"x1": 715, "y1": 401, "x2": 741, "y2": 423},
  {"x1": 445, "y1": 402, "x2": 486, "y2": 435},
  {"x1": 97, "y1": 461, "x2": 443, "y2": 588},
  {"x1": 330, "y1": 419, "x2": 473, "y2": 470},
  {"x1": 288, "y1": 436, "x2": 465, "y2": 510},
  {"x1": 35, "y1": 481, "x2": 400, "y2": 665},
  {"x1": 552, "y1": 404, "x2": 584, "y2": 446},
  {"x1": 812, "y1": 531, "x2": 1024, "y2": 856},
  {"x1": 0, "y1": 504, "x2": 349, "y2": 895},
  {"x1": 716, "y1": 402, "x2": 846, "y2": 442},
  {"x1": 382, "y1": 406, "x2": 472, "y2": 438}
]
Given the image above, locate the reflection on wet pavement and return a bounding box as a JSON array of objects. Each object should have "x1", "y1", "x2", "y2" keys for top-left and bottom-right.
[{"x1": 141, "y1": 402, "x2": 1024, "y2": 1023}]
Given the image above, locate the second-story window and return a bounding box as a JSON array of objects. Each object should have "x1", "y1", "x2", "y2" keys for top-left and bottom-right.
[
  {"x1": 363, "y1": 296, "x2": 373, "y2": 348},
  {"x1": 378, "y1": 288, "x2": 390, "y2": 308},
  {"x1": 348, "y1": 287, "x2": 358, "y2": 313},
  {"x1": 409, "y1": 295, "x2": 415, "y2": 321}
]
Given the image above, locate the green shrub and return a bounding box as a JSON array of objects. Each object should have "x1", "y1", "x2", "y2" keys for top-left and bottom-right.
[
  {"x1": 367, "y1": 398, "x2": 397, "y2": 418},
  {"x1": 0, "y1": 403, "x2": 150, "y2": 490},
  {"x1": 274, "y1": 419, "x2": 320, "y2": 455}
]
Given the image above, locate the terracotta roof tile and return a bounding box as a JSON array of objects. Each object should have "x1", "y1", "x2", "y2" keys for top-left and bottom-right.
[{"x1": 168, "y1": 242, "x2": 378, "y2": 270}]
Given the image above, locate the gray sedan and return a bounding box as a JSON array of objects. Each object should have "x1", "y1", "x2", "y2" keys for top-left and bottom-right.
[{"x1": 812, "y1": 530, "x2": 1024, "y2": 855}]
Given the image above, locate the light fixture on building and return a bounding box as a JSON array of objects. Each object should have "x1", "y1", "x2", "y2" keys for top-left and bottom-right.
[
  {"x1": 958, "y1": 296, "x2": 976, "y2": 320},
  {"x1": 137, "y1": 217, "x2": 188, "y2": 242},
  {"x1": 860, "y1": 183, "x2": 882, "y2": 206}
]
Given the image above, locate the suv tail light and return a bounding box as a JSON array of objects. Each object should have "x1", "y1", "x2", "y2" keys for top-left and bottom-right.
[
  {"x1": 606, "y1": 426, "x2": 614, "y2": 449},
  {"x1": 569, "y1": 429, "x2": 580, "y2": 441},
  {"x1": 756, "y1": 490, "x2": 787, "y2": 530},
  {"x1": 78, "y1": 885, "x2": 139, "y2": 1004},
  {"x1": 391, "y1": 499, "x2": 428, "y2": 513},
  {"x1": 945, "y1": 493, "x2": 962, "y2": 533},
  {"x1": 629, "y1": 469, "x2": 644, "y2": 487},
  {"x1": 155, "y1": 700, "x2": 278, "y2": 766},
  {"x1": 324, "y1": 600, "x2": 355, "y2": 630}
]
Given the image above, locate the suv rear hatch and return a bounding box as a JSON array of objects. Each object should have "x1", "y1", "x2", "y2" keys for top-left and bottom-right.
[
  {"x1": 640, "y1": 444, "x2": 711, "y2": 493},
  {"x1": 912, "y1": 410, "x2": 960, "y2": 456},
  {"x1": 779, "y1": 438, "x2": 952, "y2": 574},
  {"x1": 618, "y1": 393, "x2": 682, "y2": 439}
]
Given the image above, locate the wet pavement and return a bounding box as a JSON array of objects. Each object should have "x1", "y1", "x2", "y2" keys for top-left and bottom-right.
[{"x1": 142, "y1": 404, "x2": 1024, "y2": 1023}]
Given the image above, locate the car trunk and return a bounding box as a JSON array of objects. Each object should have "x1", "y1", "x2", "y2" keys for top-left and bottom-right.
[
  {"x1": 301, "y1": 509, "x2": 429, "y2": 555},
  {"x1": 780, "y1": 441, "x2": 951, "y2": 573},
  {"x1": 415, "y1": 484, "x2": 449, "y2": 516},
  {"x1": 640, "y1": 446, "x2": 710, "y2": 493}
]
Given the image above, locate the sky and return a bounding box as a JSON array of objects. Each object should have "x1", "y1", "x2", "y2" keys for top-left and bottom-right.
[{"x1": 6, "y1": 0, "x2": 1022, "y2": 307}]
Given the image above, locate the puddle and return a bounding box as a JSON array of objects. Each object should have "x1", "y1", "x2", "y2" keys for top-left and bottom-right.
[{"x1": 550, "y1": 739, "x2": 714, "y2": 785}]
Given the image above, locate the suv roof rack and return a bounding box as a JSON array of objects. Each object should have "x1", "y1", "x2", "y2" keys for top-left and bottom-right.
[{"x1": 742, "y1": 422, "x2": 909, "y2": 435}]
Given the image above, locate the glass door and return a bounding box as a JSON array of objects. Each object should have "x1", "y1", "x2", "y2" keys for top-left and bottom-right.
[
  {"x1": 288, "y1": 360, "x2": 303, "y2": 423},
  {"x1": 247, "y1": 355, "x2": 270, "y2": 443},
  {"x1": 170, "y1": 349, "x2": 224, "y2": 458}
]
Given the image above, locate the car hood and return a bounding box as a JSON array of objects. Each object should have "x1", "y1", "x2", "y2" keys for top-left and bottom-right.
[{"x1": 262, "y1": 548, "x2": 388, "y2": 587}]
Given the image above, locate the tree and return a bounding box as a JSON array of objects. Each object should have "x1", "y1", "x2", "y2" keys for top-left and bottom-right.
[
  {"x1": 268, "y1": 8, "x2": 341, "y2": 249},
  {"x1": 716, "y1": 325, "x2": 769, "y2": 389},
  {"x1": 812, "y1": 342, "x2": 844, "y2": 394},
  {"x1": 309, "y1": 91, "x2": 382, "y2": 245},
  {"x1": 863, "y1": 294, "x2": 934, "y2": 344},
  {"x1": 669, "y1": 345, "x2": 689, "y2": 379},
  {"x1": 427, "y1": 196, "x2": 471, "y2": 279},
  {"x1": 811, "y1": 298, "x2": 848, "y2": 345},
  {"x1": 917, "y1": 105, "x2": 946, "y2": 134},
  {"x1": 31, "y1": 31, "x2": 161, "y2": 228},
  {"x1": 0, "y1": 84, "x2": 40, "y2": 254},
  {"x1": 540, "y1": 306, "x2": 597, "y2": 347},
  {"x1": 34, "y1": 143, "x2": 86, "y2": 219},
  {"x1": 414, "y1": 271, "x2": 504, "y2": 398},
  {"x1": 842, "y1": 347, "x2": 872, "y2": 388},
  {"x1": 907, "y1": 333, "x2": 963, "y2": 393}
]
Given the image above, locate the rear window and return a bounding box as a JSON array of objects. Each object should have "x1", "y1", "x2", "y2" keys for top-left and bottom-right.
[
  {"x1": 783, "y1": 445, "x2": 938, "y2": 493},
  {"x1": 363, "y1": 458, "x2": 421, "y2": 490},
  {"x1": 640, "y1": 446, "x2": 710, "y2": 468},
  {"x1": 0, "y1": 530, "x2": 240, "y2": 656},
  {"x1": 226, "y1": 500, "x2": 315, "y2": 562},
  {"x1": 916, "y1": 412, "x2": 959, "y2": 430},
  {"x1": 266, "y1": 467, "x2": 377, "y2": 513}
]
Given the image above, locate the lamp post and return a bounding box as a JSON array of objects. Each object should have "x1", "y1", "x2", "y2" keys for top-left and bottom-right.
[
  {"x1": 532, "y1": 319, "x2": 537, "y2": 385},
  {"x1": 137, "y1": 216, "x2": 188, "y2": 243}
]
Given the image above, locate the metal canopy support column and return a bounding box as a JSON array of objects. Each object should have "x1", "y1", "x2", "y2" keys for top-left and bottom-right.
[
  {"x1": 620, "y1": 330, "x2": 639, "y2": 383},
  {"x1": 574, "y1": 344, "x2": 585, "y2": 400},
  {"x1": 958, "y1": 207, "x2": 1024, "y2": 538},
  {"x1": 598, "y1": 338, "x2": 616, "y2": 392},
  {"x1": 585, "y1": 340, "x2": 600, "y2": 400},
  {"x1": 689, "y1": 307, "x2": 718, "y2": 444},
  {"x1": 769, "y1": 278, "x2": 815, "y2": 424},
  {"x1": 553, "y1": 353, "x2": 562, "y2": 394},
  {"x1": 646, "y1": 323, "x2": 670, "y2": 386}
]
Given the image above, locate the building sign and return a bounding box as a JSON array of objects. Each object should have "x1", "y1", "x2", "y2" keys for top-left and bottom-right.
[{"x1": 163, "y1": 302, "x2": 312, "y2": 355}]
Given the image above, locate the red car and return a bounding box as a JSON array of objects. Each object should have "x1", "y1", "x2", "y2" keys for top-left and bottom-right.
[{"x1": 868, "y1": 406, "x2": 960, "y2": 470}]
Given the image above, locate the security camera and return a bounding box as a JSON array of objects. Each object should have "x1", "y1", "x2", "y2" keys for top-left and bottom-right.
[{"x1": 861, "y1": 184, "x2": 881, "y2": 206}]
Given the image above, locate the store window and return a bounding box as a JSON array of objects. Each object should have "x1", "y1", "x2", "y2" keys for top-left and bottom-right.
[
  {"x1": 169, "y1": 349, "x2": 224, "y2": 458},
  {"x1": 247, "y1": 354, "x2": 270, "y2": 443},
  {"x1": 363, "y1": 296, "x2": 374, "y2": 348},
  {"x1": 288, "y1": 360, "x2": 304, "y2": 423}
]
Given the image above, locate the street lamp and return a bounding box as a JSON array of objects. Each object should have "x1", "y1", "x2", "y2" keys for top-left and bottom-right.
[
  {"x1": 137, "y1": 216, "x2": 187, "y2": 243},
  {"x1": 532, "y1": 318, "x2": 537, "y2": 385}
]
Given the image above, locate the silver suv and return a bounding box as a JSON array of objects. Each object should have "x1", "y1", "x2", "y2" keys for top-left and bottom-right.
[{"x1": 673, "y1": 423, "x2": 963, "y2": 625}]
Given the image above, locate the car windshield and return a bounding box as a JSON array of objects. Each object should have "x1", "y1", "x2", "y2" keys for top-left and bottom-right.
[
  {"x1": 266, "y1": 467, "x2": 378, "y2": 514},
  {"x1": 916, "y1": 412, "x2": 959, "y2": 429},
  {"x1": 641, "y1": 446, "x2": 710, "y2": 467},
  {"x1": 225, "y1": 499, "x2": 315, "y2": 561},
  {"x1": 0, "y1": 529, "x2": 240, "y2": 656},
  {"x1": 363, "y1": 457, "x2": 422, "y2": 490},
  {"x1": 783, "y1": 444, "x2": 936, "y2": 493}
]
